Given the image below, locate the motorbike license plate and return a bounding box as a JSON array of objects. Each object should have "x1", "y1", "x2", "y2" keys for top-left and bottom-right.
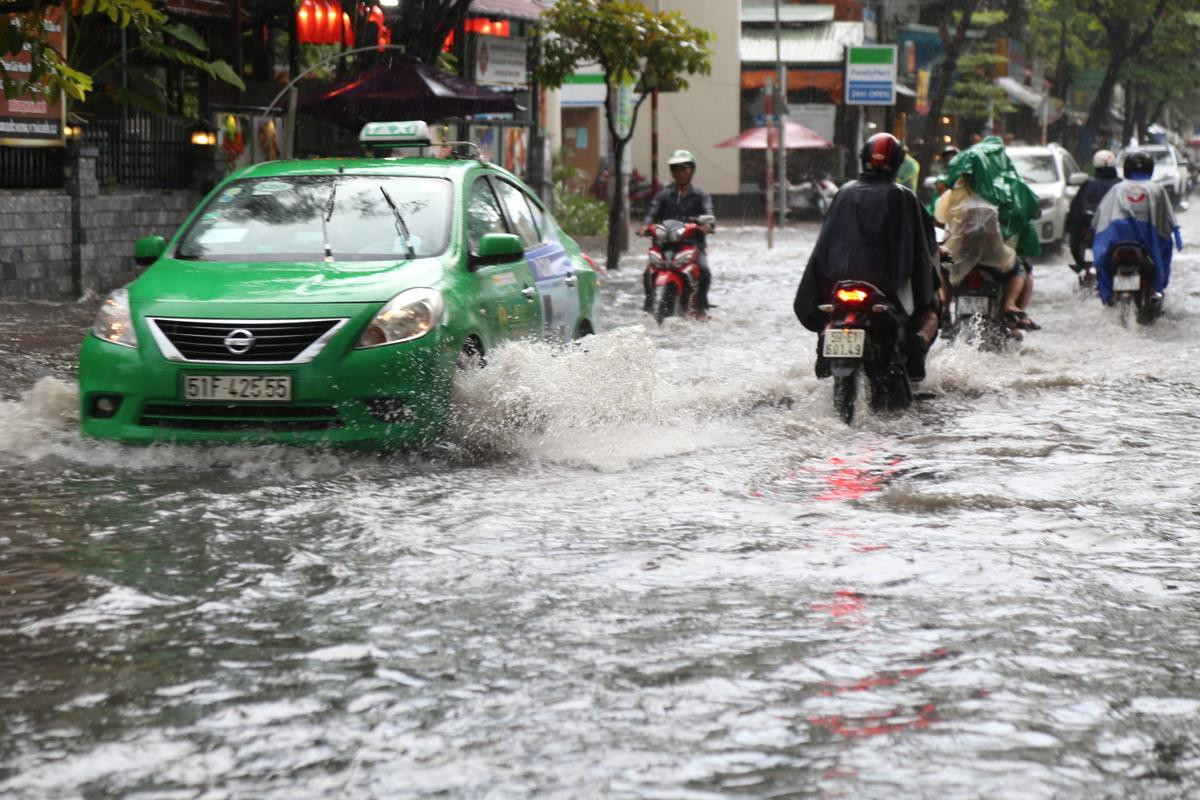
[
  {"x1": 183, "y1": 374, "x2": 292, "y2": 402},
  {"x1": 956, "y1": 294, "x2": 991, "y2": 316},
  {"x1": 823, "y1": 329, "x2": 865, "y2": 358},
  {"x1": 1113, "y1": 273, "x2": 1141, "y2": 292}
]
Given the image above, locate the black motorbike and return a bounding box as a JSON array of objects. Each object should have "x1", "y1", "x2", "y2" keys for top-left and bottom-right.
[
  {"x1": 1107, "y1": 243, "x2": 1162, "y2": 326},
  {"x1": 817, "y1": 280, "x2": 913, "y2": 424},
  {"x1": 943, "y1": 264, "x2": 1011, "y2": 351}
]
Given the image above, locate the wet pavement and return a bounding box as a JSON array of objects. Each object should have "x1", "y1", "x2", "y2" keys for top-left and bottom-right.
[{"x1": 2, "y1": 207, "x2": 1200, "y2": 798}]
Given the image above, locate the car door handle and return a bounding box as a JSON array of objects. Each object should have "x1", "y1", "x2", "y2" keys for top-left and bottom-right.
[
  {"x1": 565, "y1": 273, "x2": 577, "y2": 287},
  {"x1": 521, "y1": 286, "x2": 537, "y2": 300}
]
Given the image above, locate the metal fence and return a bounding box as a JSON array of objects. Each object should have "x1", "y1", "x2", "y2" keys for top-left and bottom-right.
[
  {"x1": 1, "y1": 112, "x2": 194, "y2": 190},
  {"x1": 83, "y1": 112, "x2": 195, "y2": 189},
  {"x1": 0, "y1": 145, "x2": 65, "y2": 189}
]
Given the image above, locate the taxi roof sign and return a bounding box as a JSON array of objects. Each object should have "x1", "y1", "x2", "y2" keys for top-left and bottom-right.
[{"x1": 359, "y1": 121, "x2": 432, "y2": 148}]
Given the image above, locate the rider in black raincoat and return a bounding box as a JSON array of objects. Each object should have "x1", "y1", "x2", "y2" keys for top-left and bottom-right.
[
  {"x1": 1065, "y1": 149, "x2": 1122, "y2": 274},
  {"x1": 793, "y1": 133, "x2": 942, "y2": 379}
]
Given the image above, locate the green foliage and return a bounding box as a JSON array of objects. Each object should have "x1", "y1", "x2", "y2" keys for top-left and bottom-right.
[
  {"x1": 536, "y1": 0, "x2": 714, "y2": 142},
  {"x1": 554, "y1": 191, "x2": 609, "y2": 237},
  {"x1": 1, "y1": 0, "x2": 244, "y2": 109},
  {"x1": 945, "y1": 52, "x2": 1017, "y2": 120}
]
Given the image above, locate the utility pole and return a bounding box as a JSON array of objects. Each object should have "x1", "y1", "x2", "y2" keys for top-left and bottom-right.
[
  {"x1": 765, "y1": 76, "x2": 775, "y2": 249},
  {"x1": 651, "y1": 0, "x2": 660, "y2": 195},
  {"x1": 774, "y1": 0, "x2": 787, "y2": 226}
]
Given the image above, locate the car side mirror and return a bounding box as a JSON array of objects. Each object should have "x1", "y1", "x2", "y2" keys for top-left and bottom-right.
[
  {"x1": 1067, "y1": 172, "x2": 1089, "y2": 187},
  {"x1": 134, "y1": 235, "x2": 167, "y2": 267},
  {"x1": 470, "y1": 233, "x2": 524, "y2": 269}
]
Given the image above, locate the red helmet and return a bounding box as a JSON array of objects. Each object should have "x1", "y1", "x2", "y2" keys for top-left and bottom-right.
[{"x1": 860, "y1": 133, "x2": 906, "y2": 175}]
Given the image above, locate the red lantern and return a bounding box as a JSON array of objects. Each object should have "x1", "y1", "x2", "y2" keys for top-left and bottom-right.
[
  {"x1": 297, "y1": 0, "x2": 316, "y2": 44},
  {"x1": 323, "y1": 0, "x2": 341, "y2": 44},
  {"x1": 342, "y1": 11, "x2": 354, "y2": 47}
]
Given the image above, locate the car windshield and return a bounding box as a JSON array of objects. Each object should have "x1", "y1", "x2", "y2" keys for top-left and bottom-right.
[
  {"x1": 1148, "y1": 149, "x2": 1174, "y2": 166},
  {"x1": 176, "y1": 175, "x2": 452, "y2": 262},
  {"x1": 1010, "y1": 154, "x2": 1059, "y2": 184}
]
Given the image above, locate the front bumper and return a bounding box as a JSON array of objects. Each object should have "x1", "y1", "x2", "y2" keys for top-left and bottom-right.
[{"x1": 79, "y1": 319, "x2": 459, "y2": 448}]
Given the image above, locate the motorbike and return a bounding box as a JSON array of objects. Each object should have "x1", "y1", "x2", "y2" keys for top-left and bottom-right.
[
  {"x1": 942, "y1": 263, "x2": 1013, "y2": 351},
  {"x1": 787, "y1": 174, "x2": 838, "y2": 218},
  {"x1": 816, "y1": 280, "x2": 913, "y2": 424},
  {"x1": 644, "y1": 215, "x2": 714, "y2": 324},
  {"x1": 1106, "y1": 242, "x2": 1162, "y2": 326},
  {"x1": 1071, "y1": 211, "x2": 1098, "y2": 290}
]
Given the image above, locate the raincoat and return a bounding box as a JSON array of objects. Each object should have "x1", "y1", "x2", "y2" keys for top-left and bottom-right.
[
  {"x1": 1091, "y1": 174, "x2": 1182, "y2": 303},
  {"x1": 934, "y1": 183, "x2": 1015, "y2": 284},
  {"x1": 793, "y1": 172, "x2": 940, "y2": 333},
  {"x1": 943, "y1": 136, "x2": 1042, "y2": 257}
]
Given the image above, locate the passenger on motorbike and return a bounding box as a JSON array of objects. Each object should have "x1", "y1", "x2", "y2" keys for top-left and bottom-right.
[
  {"x1": 1092, "y1": 149, "x2": 1182, "y2": 307},
  {"x1": 1065, "y1": 149, "x2": 1122, "y2": 276},
  {"x1": 793, "y1": 133, "x2": 942, "y2": 380},
  {"x1": 638, "y1": 149, "x2": 715, "y2": 314}
]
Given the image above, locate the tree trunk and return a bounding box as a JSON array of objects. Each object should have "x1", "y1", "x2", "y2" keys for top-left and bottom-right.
[
  {"x1": 1050, "y1": 19, "x2": 1070, "y2": 144},
  {"x1": 606, "y1": 138, "x2": 627, "y2": 271},
  {"x1": 1134, "y1": 96, "x2": 1149, "y2": 144},
  {"x1": 915, "y1": 0, "x2": 981, "y2": 201},
  {"x1": 1076, "y1": 57, "x2": 1123, "y2": 159}
]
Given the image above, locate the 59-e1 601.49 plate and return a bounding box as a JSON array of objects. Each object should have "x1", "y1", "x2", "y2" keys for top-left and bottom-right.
[
  {"x1": 823, "y1": 328, "x2": 866, "y2": 358},
  {"x1": 183, "y1": 375, "x2": 293, "y2": 402}
]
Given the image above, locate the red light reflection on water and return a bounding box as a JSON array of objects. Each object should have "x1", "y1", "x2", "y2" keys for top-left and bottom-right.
[
  {"x1": 810, "y1": 703, "x2": 937, "y2": 738},
  {"x1": 809, "y1": 589, "x2": 867, "y2": 623}
]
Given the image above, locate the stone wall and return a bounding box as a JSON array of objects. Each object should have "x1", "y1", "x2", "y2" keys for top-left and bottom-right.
[{"x1": 0, "y1": 146, "x2": 201, "y2": 301}]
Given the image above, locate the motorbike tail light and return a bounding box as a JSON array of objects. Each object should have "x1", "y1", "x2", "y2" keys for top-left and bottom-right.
[
  {"x1": 581, "y1": 253, "x2": 599, "y2": 272},
  {"x1": 965, "y1": 268, "x2": 984, "y2": 290},
  {"x1": 835, "y1": 288, "x2": 869, "y2": 305}
]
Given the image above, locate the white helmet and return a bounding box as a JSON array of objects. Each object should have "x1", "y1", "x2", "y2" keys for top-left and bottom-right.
[
  {"x1": 1093, "y1": 149, "x2": 1117, "y2": 169},
  {"x1": 667, "y1": 149, "x2": 696, "y2": 168}
]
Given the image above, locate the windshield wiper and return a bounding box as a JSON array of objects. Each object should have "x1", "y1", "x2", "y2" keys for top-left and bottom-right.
[
  {"x1": 322, "y1": 179, "x2": 337, "y2": 263},
  {"x1": 379, "y1": 186, "x2": 416, "y2": 259}
]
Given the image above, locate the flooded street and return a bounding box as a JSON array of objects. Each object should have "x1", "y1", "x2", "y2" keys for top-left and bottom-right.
[{"x1": 3, "y1": 209, "x2": 1200, "y2": 798}]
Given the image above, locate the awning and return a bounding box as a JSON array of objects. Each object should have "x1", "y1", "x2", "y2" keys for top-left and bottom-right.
[
  {"x1": 741, "y1": 3, "x2": 835, "y2": 24},
  {"x1": 469, "y1": 0, "x2": 548, "y2": 20},
  {"x1": 995, "y1": 76, "x2": 1043, "y2": 110},
  {"x1": 300, "y1": 56, "x2": 518, "y2": 129},
  {"x1": 715, "y1": 119, "x2": 833, "y2": 150},
  {"x1": 741, "y1": 68, "x2": 842, "y2": 102},
  {"x1": 740, "y1": 22, "x2": 864, "y2": 65}
]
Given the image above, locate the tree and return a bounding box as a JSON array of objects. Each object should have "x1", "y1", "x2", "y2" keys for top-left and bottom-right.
[
  {"x1": 536, "y1": 0, "x2": 713, "y2": 271},
  {"x1": 394, "y1": 0, "x2": 474, "y2": 66},
  {"x1": 1, "y1": 0, "x2": 243, "y2": 108},
  {"x1": 914, "y1": 0, "x2": 985, "y2": 199},
  {"x1": 1073, "y1": 0, "x2": 1174, "y2": 158}
]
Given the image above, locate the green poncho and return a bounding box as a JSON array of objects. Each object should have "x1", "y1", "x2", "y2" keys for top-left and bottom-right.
[{"x1": 944, "y1": 136, "x2": 1042, "y2": 257}]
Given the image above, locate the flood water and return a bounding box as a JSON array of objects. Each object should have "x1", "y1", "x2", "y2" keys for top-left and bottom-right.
[{"x1": 3, "y1": 210, "x2": 1200, "y2": 799}]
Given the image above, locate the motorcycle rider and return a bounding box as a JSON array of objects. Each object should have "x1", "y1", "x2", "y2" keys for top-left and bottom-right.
[
  {"x1": 639, "y1": 149, "x2": 715, "y2": 314},
  {"x1": 793, "y1": 133, "x2": 942, "y2": 380},
  {"x1": 1092, "y1": 149, "x2": 1182, "y2": 308},
  {"x1": 1065, "y1": 149, "x2": 1122, "y2": 276}
]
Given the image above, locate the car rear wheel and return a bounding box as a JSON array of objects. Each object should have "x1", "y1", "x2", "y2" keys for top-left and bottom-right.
[{"x1": 457, "y1": 336, "x2": 486, "y2": 370}]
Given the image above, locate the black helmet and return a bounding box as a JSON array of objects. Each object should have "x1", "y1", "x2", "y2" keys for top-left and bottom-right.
[
  {"x1": 1123, "y1": 150, "x2": 1154, "y2": 178},
  {"x1": 860, "y1": 133, "x2": 905, "y2": 175}
]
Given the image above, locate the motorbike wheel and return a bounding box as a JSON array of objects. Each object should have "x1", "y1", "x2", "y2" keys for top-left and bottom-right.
[
  {"x1": 655, "y1": 283, "x2": 678, "y2": 326},
  {"x1": 833, "y1": 369, "x2": 858, "y2": 425},
  {"x1": 1118, "y1": 294, "x2": 1135, "y2": 328}
]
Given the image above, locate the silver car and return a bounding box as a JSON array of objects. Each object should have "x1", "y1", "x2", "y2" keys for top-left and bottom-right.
[
  {"x1": 1007, "y1": 144, "x2": 1088, "y2": 247},
  {"x1": 1118, "y1": 144, "x2": 1190, "y2": 209}
]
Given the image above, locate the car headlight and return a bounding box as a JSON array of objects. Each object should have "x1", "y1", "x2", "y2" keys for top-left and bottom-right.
[
  {"x1": 355, "y1": 287, "x2": 445, "y2": 348},
  {"x1": 92, "y1": 287, "x2": 138, "y2": 348}
]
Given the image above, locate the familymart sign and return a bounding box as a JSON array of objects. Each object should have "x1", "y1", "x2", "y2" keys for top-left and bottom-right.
[{"x1": 845, "y1": 45, "x2": 897, "y2": 106}]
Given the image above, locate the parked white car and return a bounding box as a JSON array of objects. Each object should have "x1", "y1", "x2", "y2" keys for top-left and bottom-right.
[
  {"x1": 1007, "y1": 144, "x2": 1087, "y2": 247},
  {"x1": 1118, "y1": 144, "x2": 1190, "y2": 208}
]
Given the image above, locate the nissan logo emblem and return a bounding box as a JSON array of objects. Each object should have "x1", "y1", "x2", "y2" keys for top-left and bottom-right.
[{"x1": 223, "y1": 328, "x2": 256, "y2": 354}]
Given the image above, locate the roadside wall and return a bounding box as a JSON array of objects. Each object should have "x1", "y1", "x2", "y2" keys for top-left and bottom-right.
[{"x1": 0, "y1": 146, "x2": 201, "y2": 301}]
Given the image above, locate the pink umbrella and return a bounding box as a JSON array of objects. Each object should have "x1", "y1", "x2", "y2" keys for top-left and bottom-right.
[{"x1": 715, "y1": 119, "x2": 833, "y2": 149}]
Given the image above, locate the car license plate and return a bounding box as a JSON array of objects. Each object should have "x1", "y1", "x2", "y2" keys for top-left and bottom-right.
[
  {"x1": 956, "y1": 294, "x2": 991, "y2": 316},
  {"x1": 823, "y1": 328, "x2": 865, "y2": 358},
  {"x1": 1113, "y1": 273, "x2": 1141, "y2": 292},
  {"x1": 183, "y1": 374, "x2": 292, "y2": 402}
]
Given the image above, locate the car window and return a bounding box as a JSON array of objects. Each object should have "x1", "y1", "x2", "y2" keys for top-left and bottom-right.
[
  {"x1": 1151, "y1": 149, "x2": 1174, "y2": 166},
  {"x1": 525, "y1": 192, "x2": 548, "y2": 241},
  {"x1": 1063, "y1": 153, "x2": 1081, "y2": 176},
  {"x1": 175, "y1": 175, "x2": 452, "y2": 262},
  {"x1": 1010, "y1": 154, "x2": 1058, "y2": 184},
  {"x1": 493, "y1": 179, "x2": 541, "y2": 247},
  {"x1": 467, "y1": 177, "x2": 510, "y2": 254}
]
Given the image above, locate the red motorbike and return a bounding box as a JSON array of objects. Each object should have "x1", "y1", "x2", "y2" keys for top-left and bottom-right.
[{"x1": 644, "y1": 217, "x2": 712, "y2": 324}]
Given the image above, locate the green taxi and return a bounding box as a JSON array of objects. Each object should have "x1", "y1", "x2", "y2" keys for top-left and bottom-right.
[{"x1": 79, "y1": 122, "x2": 600, "y2": 447}]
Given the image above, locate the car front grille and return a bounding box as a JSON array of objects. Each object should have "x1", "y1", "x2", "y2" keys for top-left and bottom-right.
[
  {"x1": 147, "y1": 318, "x2": 347, "y2": 364},
  {"x1": 139, "y1": 403, "x2": 343, "y2": 432}
]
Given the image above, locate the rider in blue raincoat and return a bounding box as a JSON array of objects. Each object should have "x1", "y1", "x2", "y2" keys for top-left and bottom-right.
[{"x1": 1092, "y1": 150, "x2": 1182, "y2": 305}]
